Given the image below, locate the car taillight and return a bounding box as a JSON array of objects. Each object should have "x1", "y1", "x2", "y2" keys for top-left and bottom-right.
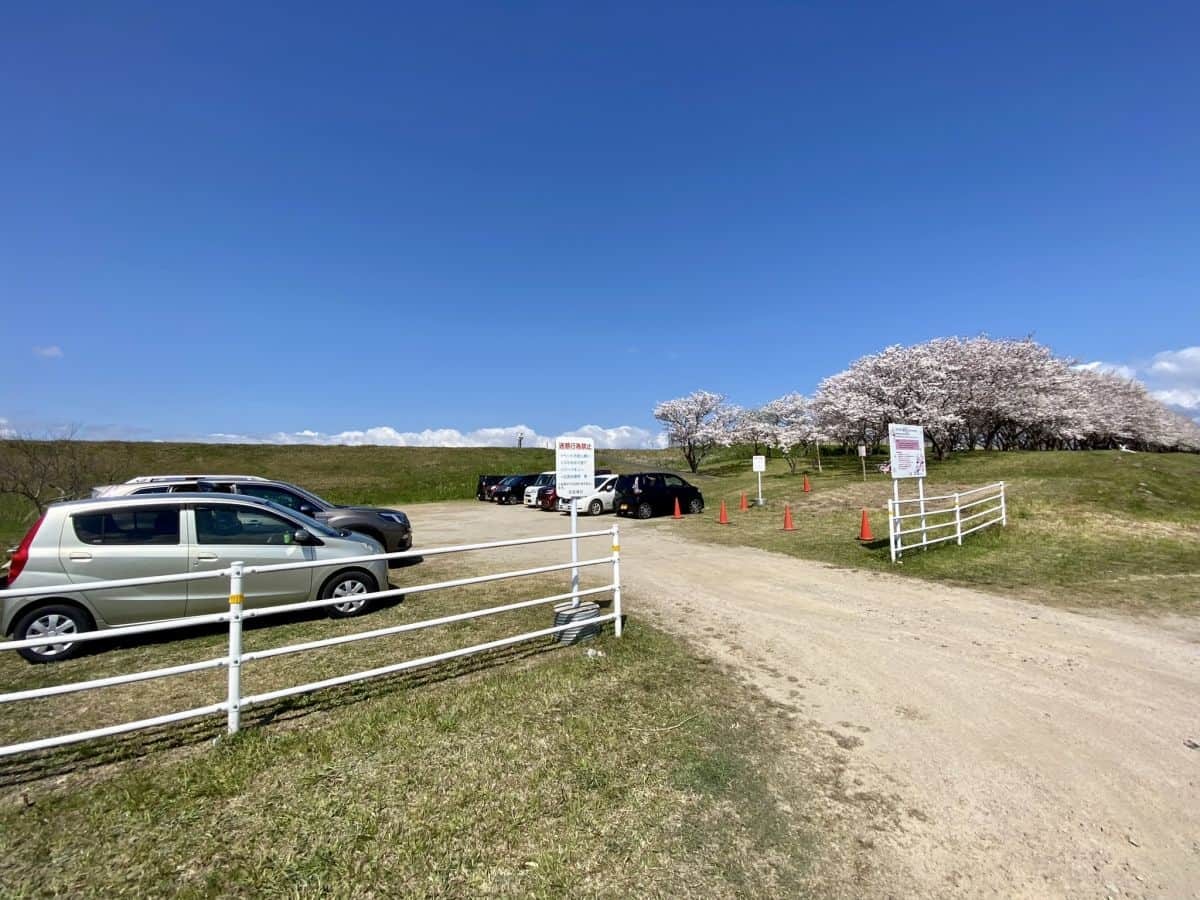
[{"x1": 7, "y1": 515, "x2": 44, "y2": 586}]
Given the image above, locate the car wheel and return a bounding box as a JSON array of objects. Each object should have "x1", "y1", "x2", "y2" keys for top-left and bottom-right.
[
  {"x1": 688, "y1": 497, "x2": 704, "y2": 514},
  {"x1": 636, "y1": 501, "x2": 654, "y2": 519},
  {"x1": 13, "y1": 603, "x2": 93, "y2": 664},
  {"x1": 588, "y1": 499, "x2": 604, "y2": 516},
  {"x1": 322, "y1": 569, "x2": 379, "y2": 618}
]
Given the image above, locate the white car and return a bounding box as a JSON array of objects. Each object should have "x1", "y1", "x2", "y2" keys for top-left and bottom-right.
[
  {"x1": 557, "y1": 474, "x2": 619, "y2": 516},
  {"x1": 523, "y1": 472, "x2": 555, "y2": 507}
]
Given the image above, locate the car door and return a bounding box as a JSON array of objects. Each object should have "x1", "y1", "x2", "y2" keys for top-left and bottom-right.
[
  {"x1": 60, "y1": 504, "x2": 190, "y2": 625},
  {"x1": 598, "y1": 475, "x2": 618, "y2": 511},
  {"x1": 662, "y1": 475, "x2": 689, "y2": 512},
  {"x1": 185, "y1": 503, "x2": 315, "y2": 615}
]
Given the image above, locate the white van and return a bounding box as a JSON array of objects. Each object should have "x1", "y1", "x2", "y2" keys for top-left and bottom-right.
[{"x1": 523, "y1": 472, "x2": 555, "y2": 507}]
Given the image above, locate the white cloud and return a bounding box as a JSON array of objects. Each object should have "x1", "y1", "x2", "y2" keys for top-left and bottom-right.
[
  {"x1": 0, "y1": 417, "x2": 14, "y2": 438},
  {"x1": 1148, "y1": 346, "x2": 1200, "y2": 380},
  {"x1": 1151, "y1": 388, "x2": 1200, "y2": 411},
  {"x1": 32, "y1": 345, "x2": 63, "y2": 359},
  {"x1": 204, "y1": 423, "x2": 666, "y2": 450},
  {"x1": 1075, "y1": 360, "x2": 1136, "y2": 380}
]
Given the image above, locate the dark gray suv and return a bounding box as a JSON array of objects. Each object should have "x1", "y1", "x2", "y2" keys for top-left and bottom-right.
[{"x1": 93, "y1": 475, "x2": 413, "y2": 563}]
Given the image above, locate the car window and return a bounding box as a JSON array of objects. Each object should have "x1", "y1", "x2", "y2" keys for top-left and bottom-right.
[
  {"x1": 73, "y1": 507, "x2": 181, "y2": 545},
  {"x1": 238, "y1": 484, "x2": 305, "y2": 510},
  {"x1": 194, "y1": 504, "x2": 298, "y2": 545},
  {"x1": 664, "y1": 476, "x2": 685, "y2": 487}
]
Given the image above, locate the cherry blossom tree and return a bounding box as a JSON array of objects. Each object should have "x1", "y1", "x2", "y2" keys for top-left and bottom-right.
[{"x1": 653, "y1": 390, "x2": 731, "y2": 472}]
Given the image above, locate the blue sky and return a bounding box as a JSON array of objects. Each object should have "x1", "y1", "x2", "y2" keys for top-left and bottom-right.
[{"x1": 3, "y1": 2, "x2": 1197, "y2": 447}]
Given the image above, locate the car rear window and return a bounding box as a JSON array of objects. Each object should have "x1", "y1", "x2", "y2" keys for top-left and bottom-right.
[{"x1": 73, "y1": 507, "x2": 181, "y2": 545}]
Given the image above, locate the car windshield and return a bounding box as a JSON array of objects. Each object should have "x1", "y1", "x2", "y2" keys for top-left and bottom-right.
[
  {"x1": 594, "y1": 476, "x2": 610, "y2": 487},
  {"x1": 533, "y1": 473, "x2": 554, "y2": 486},
  {"x1": 258, "y1": 499, "x2": 342, "y2": 537},
  {"x1": 286, "y1": 484, "x2": 335, "y2": 511},
  {"x1": 501, "y1": 476, "x2": 522, "y2": 486},
  {"x1": 615, "y1": 475, "x2": 637, "y2": 492}
]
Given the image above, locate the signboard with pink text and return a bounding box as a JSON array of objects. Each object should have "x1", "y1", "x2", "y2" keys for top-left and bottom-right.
[{"x1": 887, "y1": 424, "x2": 926, "y2": 479}]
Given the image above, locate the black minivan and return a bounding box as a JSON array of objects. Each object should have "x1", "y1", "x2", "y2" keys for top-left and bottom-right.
[{"x1": 614, "y1": 473, "x2": 704, "y2": 519}]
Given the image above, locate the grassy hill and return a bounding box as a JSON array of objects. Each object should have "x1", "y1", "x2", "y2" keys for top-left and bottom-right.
[
  {"x1": 2, "y1": 440, "x2": 1197, "y2": 613},
  {"x1": 676, "y1": 446, "x2": 1200, "y2": 615}
]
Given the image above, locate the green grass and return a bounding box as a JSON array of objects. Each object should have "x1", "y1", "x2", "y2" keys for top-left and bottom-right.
[
  {"x1": 0, "y1": 557, "x2": 854, "y2": 897},
  {"x1": 667, "y1": 448, "x2": 1200, "y2": 615}
]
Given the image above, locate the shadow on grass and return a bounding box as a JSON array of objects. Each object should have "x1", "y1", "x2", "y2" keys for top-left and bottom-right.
[
  {"x1": 61, "y1": 597, "x2": 408, "y2": 662},
  {"x1": 0, "y1": 631, "x2": 587, "y2": 789}
]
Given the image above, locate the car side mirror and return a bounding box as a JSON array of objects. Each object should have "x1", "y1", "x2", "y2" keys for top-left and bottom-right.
[
  {"x1": 292, "y1": 528, "x2": 313, "y2": 545},
  {"x1": 299, "y1": 504, "x2": 315, "y2": 516}
]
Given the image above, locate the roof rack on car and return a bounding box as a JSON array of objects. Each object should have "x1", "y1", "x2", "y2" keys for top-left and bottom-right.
[{"x1": 125, "y1": 475, "x2": 270, "y2": 484}]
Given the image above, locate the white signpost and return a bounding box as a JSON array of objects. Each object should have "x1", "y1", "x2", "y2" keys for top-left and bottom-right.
[
  {"x1": 556, "y1": 435, "x2": 595, "y2": 606},
  {"x1": 888, "y1": 423, "x2": 928, "y2": 546},
  {"x1": 857, "y1": 443, "x2": 867, "y2": 482},
  {"x1": 752, "y1": 454, "x2": 765, "y2": 505}
]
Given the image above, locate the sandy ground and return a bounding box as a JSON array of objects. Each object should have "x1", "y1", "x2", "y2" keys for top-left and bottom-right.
[{"x1": 413, "y1": 501, "x2": 1200, "y2": 899}]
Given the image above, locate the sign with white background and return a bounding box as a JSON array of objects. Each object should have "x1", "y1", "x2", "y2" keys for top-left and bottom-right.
[
  {"x1": 887, "y1": 424, "x2": 926, "y2": 479},
  {"x1": 555, "y1": 436, "x2": 595, "y2": 498}
]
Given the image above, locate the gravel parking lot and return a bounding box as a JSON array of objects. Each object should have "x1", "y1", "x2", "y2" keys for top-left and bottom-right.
[{"x1": 414, "y1": 500, "x2": 1200, "y2": 898}]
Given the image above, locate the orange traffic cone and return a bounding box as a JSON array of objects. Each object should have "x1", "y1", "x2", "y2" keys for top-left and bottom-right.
[
  {"x1": 782, "y1": 504, "x2": 795, "y2": 531},
  {"x1": 718, "y1": 500, "x2": 730, "y2": 525},
  {"x1": 803, "y1": 474, "x2": 811, "y2": 493},
  {"x1": 858, "y1": 508, "x2": 874, "y2": 541},
  {"x1": 739, "y1": 491, "x2": 748, "y2": 511},
  {"x1": 673, "y1": 497, "x2": 682, "y2": 519}
]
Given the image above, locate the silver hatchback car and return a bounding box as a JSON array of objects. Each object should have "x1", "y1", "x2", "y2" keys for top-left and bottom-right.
[{"x1": 2, "y1": 494, "x2": 390, "y2": 663}]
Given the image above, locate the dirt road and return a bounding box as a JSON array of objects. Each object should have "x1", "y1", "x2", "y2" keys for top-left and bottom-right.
[{"x1": 414, "y1": 501, "x2": 1200, "y2": 898}]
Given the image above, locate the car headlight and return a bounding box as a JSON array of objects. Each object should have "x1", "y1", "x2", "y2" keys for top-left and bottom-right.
[{"x1": 377, "y1": 512, "x2": 409, "y2": 526}]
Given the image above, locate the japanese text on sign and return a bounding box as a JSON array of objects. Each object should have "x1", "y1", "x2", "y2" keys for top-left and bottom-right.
[
  {"x1": 887, "y1": 423, "x2": 926, "y2": 479},
  {"x1": 555, "y1": 436, "x2": 596, "y2": 499}
]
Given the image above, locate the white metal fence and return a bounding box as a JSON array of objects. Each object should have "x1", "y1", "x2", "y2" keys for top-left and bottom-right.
[
  {"x1": 0, "y1": 526, "x2": 622, "y2": 758},
  {"x1": 887, "y1": 482, "x2": 1006, "y2": 562}
]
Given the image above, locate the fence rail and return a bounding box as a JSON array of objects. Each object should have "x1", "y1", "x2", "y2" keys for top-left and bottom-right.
[
  {"x1": 0, "y1": 526, "x2": 622, "y2": 758},
  {"x1": 887, "y1": 482, "x2": 1006, "y2": 562}
]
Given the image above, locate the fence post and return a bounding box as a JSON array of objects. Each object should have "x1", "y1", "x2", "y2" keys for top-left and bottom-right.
[
  {"x1": 954, "y1": 493, "x2": 962, "y2": 545},
  {"x1": 887, "y1": 499, "x2": 896, "y2": 563},
  {"x1": 917, "y1": 477, "x2": 928, "y2": 548},
  {"x1": 999, "y1": 482, "x2": 1008, "y2": 526},
  {"x1": 227, "y1": 561, "x2": 244, "y2": 735},
  {"x1": 611, "y1": 524, "x2": 622, "y2": 637}
]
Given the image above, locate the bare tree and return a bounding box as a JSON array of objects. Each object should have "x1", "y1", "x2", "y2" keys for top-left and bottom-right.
[{"x1": 0, "y1": 428, "x2": 121, "y2": 517}]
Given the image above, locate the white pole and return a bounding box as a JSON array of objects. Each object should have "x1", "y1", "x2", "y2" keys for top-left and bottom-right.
[
  {"x1": 611, "y1": 524, "x2": 622, "y2": 637},
  {"x1": 227, "y1": 561, "x2": 244, "y2": 735},
  {"x1": 887, "y1": 499, "x2": 896, "y2": 563},
  {"x1": 570, "y1": 497, "x2": 580, "y2": 607},
  {"x1": 816, "y1": 441, "x2": 822, "y2": 473},
  {"x1": 918, "y1": 477, "x2": 928, "y2": 548},
  {"x1": 954, "y1": 492, "x2": 962, "y2": 545},
  {"x1": 756, "y1": 470, "x2": 763, "y2": 506},
  {"x1": 892, "y1": 480, "x2": 901, "y2": 559},
  {"x1": 1000, "y1": 481, "x2": 1008, "y2": 526},
  {"x1": 861, "y1": 455, "x2": 867, "y2": 482}
]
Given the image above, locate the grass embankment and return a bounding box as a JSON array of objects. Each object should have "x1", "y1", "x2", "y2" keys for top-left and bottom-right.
[
  {"x1": 674, "y1": 448, "x2": 1200, "y2": 615},
  {"x1": 0, "y1": 554, "x2": 848, "y2": 897},
  {"x1": 0, "y1": 442, "x2": 662, "y2": 551}
]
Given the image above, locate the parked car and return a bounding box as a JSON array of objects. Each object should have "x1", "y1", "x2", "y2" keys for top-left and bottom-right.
[
  {"x1": 523, "y1": 472, "x2": 555, "y2": 507},
  {"x1": 491, "y1": 474, "x2": 538, "y2": 505},
  {"x1": 557, "y1": 474, "x2": 619, "y2": 516},
  {"x1": 537, "y1": 485, "x2": 558, "y2": 511},
  {"x1": 93, "y1": 475, "x2": 412, "y2": 562},
  {"x1": 614, "y1": 473, "x2": 704, "y2": 519},
  {"x1": 476, "y1": 474, "x2": 505, "y2": 500},
  {"x1": 2, "y1": 494, "x2": 389, "y2": 663}
]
